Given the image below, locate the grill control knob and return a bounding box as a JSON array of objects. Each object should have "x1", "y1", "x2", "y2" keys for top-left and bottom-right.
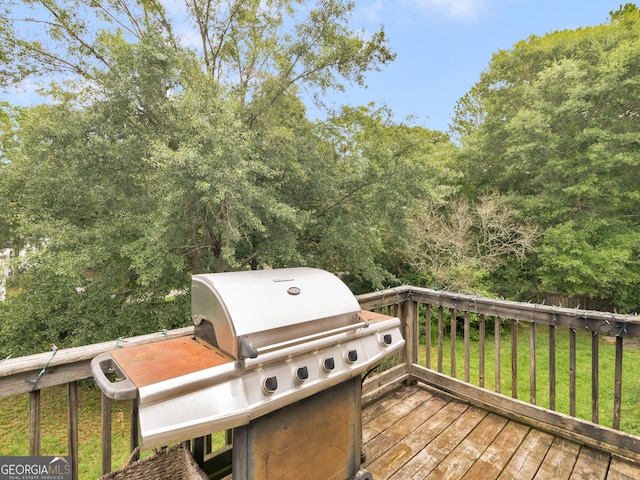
[
  {"x1": 346, "y1": 349, "x2": 358, "y2": 363},
  {"x1": 322, "y1": 357, "x2": 335, "y2": 372},
  {"x1": 295, "y1": 366, "x2": 309, "y2": 382},
  {"x1": 381, "y1": 334, "x2": 393, "y2": 346},
  {"x1": 263, "y1": 376, "x2": 278, "y2": 394}
]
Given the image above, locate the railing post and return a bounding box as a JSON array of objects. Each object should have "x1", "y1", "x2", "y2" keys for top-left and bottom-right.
[
  {"x1": 401, "y1": 295, "x2": 418, "y2": 382},
  {"x1": 549, "y1": 324, "x2": 556, "y2": 411},
  {"x1": 193, "y1": 437, "x2": 206, "y2": 465},
  {"x1": 450, "y1": 308, "x2": 457, "y2": 378},
  {"x1": 425, "y1": 304, "x2": 432, "y2": 369},
  {"x1": 479, "y1": 314, "x2": 485, "y2": 388},
  {"x1": 464, "y1": 311, "x2": 470, "y2": 383},
  {"x1": 130, "y1": 398, "x2": 140, "y2": 459},
  {"x1": 67, "y1": 381, "x2": 79, "y2": 480},
  {"x1": 570, "y1": 328, "x2": 577, "y2": 417},
  {"x1": 101, "y1": 392, "x2": 112, "y2": 475},
  {"x1": 511, "y1": 319, "x2": 518, "y2": 399},
  {"x1": 529, "y1": 323, "x2": 536, "y2": 405},
  {"x1": 592, "y1": 331, "x2": 600, "y2": 424},
  {"x1": 438, "y1": 306, "x2": 444, "y2": 373},
  {"x1": 494, "y1": 317, "x2": 501, "y2": 394},
  {"x1": 29, "y1": 390, "x2": 41, "y2": 456},
  {"x1": 613, "y1": 335, "x2": 623, "y2": 430}
]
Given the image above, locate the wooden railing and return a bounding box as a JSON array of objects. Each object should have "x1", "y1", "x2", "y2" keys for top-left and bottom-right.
[
  {"x1": 2, "y1": 287, "x2": 640, "y2": 478},
  {"x1": 359, "y1": 286, "x2": 640, "y2": 462},
  {"x1": 0, "y1": 327, "x2": 193, "y2": 479}
]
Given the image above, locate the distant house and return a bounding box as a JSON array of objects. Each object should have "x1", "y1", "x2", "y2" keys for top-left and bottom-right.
[{"x1": 0, "y1": 248, "x2": 12, "y2": 301}]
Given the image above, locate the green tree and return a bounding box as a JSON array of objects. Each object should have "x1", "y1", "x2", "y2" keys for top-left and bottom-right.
[
  {"x1": 453, "y1": 4, "x2": 640, "y2": 309},
  {"x1": 0, "y1": 35, "x2": 193, "y2": 354},
  {"x1": 0, "y1": 1, "x2": 423, "y2": 355},
  {"x1": 312, "y1": 105, "x2": 458, "y2": 290},
  {"x1": 1, "y1": 0, "x2": 394, "y2": 112}
]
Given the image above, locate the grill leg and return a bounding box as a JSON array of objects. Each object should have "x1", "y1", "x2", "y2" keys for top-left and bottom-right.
[{"x1": 193, "y1": 436, "x2": 205, "y2": 465}]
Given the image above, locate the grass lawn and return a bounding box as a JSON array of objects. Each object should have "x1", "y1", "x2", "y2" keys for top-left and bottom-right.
[
  {"x1": 420, "y1": 323, "x2": 640, "y2": 434},
  {"x1": 0, "y1": 382, "x2": 229, "y2": 478},
  {"x1": 2, "y1": 325, "x2": 640, "y2": 477},
  {"x1": 0, "y1": 382, "x2": 133, "y2": 479}
]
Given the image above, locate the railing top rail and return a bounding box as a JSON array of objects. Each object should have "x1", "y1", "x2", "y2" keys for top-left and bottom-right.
[
  {"x1": 0, "y1": 326, "x2": 193, "y2": 397},
  {"x1": 358, "y1": 286, "x2": 640, "y2": 338},
  {"x1": 357, "y1": 286, "x2": 412, "y2": 311}
]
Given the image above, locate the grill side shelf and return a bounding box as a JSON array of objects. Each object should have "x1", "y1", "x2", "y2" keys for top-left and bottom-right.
[
  {"x1": 91, "y1": 336, "x2": 235, "y2": 400},
  {"x1": 135, "y1": 317, "x2": 404, "y2": 448}
]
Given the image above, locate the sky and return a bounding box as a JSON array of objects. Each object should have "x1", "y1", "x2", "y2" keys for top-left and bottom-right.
[
  {"x1": 313, "y1": 0, "x2": 627, "y2": 132},
  {"x1": 2, "y1": 0, "x2": 629, "y2": 134}
]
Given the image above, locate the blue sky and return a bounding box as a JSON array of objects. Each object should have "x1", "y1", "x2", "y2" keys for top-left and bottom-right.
[
  {"x1": 2, "y1": 0, "x2": 628, "y2": 134},
  {"x1": 319, "y1": 0, "x2": 627, "y2": 132}
]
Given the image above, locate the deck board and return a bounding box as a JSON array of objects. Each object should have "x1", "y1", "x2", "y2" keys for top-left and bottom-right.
[
  {"x1": 361, "y1": 383, "x2": 640, "y2": 480},
  {"x1": 533, "y1": 436, "x2": 581, "y2": 480},
  {"x1": 571, "y1": 446, "x2": 610, "y2": 480},
  {"x1": 461, "y1": 421, "x2": 530, "y2": 479},
  {"x1": 422, "y1": 413, "x2": 508, "y2": 480},
  {"x1": 366, "y1": 393, "x2": 471, "y2": 478},
  {"x1": 386, "y1": 405, "x2": 487, "y2": 479},
  {"x1": 606, "y1": 455, "x2": 640, "y2": 479}
]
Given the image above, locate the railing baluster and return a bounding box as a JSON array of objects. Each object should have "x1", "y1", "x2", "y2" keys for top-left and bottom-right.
[
  {"x1": 494, "y1": 317, "x2": 501, "y2": 394},
  {"x1": 511, "y1": 319, "x2": 518, "y2": 399},
  {"x1": 130, "y1": 398, "x2": 140, "y2": 459},
  {"x1": 592, "y1": 331, "x2": 599, "y2": 424},
  {"x1": 479, "y1": 314, "x2": 485, "y2": 388},
  {"x1": 437, "y1": 306, "x2": 444, "y2": 373},
  {"x1": 570, "y1": 328, "x2": 577, "y2": 417},
  {"x1": 450, "y1": 308, "x2": 457, "y2": 378},
  {"x1": 102, "y1": 392, "x2": 112, "y2": 475},
  {"x1": 29, "y1": 390, "x2": 41, "y2": 456},
  {"x1": 549, "y1": 324, "x2": 556, "y2": 411},
  {"x1": 530, "y1": 323, "x2": 536, "y2": 405},
  {"x1": 613, "y1": 334, "x2": 623, "y2": 430},
  {"x1": 425, "y1": 303, "x2": 432, "y2": 369},
  {"x1": 464, "y1": 311, "x2": 470, "y2": 383},
  {"x1": 67, "y1": 381, "x2": 79, "y2": 480}
]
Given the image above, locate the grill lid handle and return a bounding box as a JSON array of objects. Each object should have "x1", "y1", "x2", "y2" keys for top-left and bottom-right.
[
  {"x1": 239, "y1": 336, "x2": 258, "y2": 359},
  {"x1": 255, "y1": 319, "x2": 369, "y2": 357}
]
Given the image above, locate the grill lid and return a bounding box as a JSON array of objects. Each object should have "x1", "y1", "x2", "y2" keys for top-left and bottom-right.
[{"x1": 191, "y1": 267, "x2": 362, "y2": 359}]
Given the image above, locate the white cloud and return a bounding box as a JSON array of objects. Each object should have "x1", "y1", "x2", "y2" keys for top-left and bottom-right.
[{"x1": 409, "y1": 0, "x2": 487, "y2": 20}]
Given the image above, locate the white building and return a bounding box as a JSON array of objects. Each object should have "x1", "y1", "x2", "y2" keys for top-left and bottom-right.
[{"x1": 0, "y1": 248, "x2": 13, "y2": 302}]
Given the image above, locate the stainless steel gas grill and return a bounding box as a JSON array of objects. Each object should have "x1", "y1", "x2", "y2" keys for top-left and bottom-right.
[{"x1": 92, "y1": 267, "x2": 405, "y2": 480}]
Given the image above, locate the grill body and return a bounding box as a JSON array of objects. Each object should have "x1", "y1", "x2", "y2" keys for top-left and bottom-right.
[{"x1": 92, "y1": 268, "x2": 404, "y2": 479}]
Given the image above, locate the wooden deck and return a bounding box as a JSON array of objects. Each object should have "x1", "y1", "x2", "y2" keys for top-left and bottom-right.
[
  {"x1": 4, "y1": 287, "x2": 640, "y2": 479},
  {"x1": 361, "y1": 383, "x2": 640, "y2": 480}
]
